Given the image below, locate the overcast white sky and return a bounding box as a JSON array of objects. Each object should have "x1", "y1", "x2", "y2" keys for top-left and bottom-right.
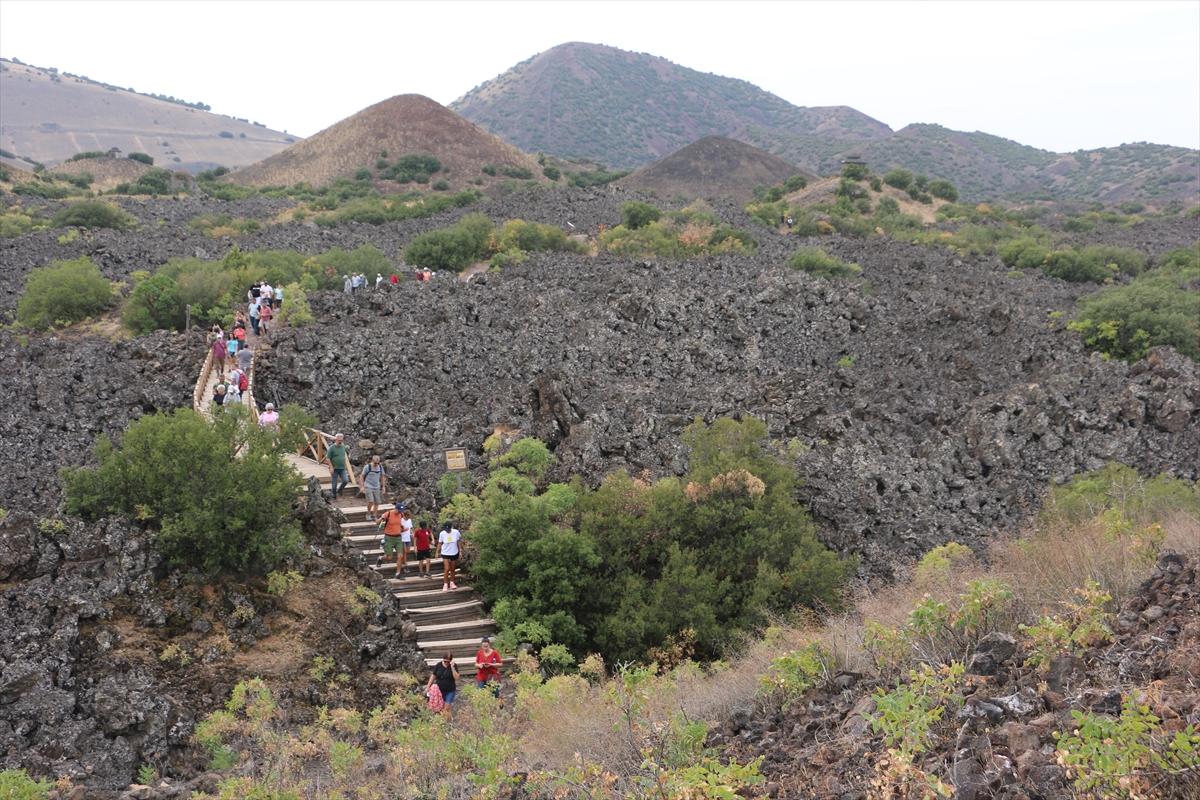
[{"x1": 2, "y1": 1, "x2": 1197, "y2": 153}]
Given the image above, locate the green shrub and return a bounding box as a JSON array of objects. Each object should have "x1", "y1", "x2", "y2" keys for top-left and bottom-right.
[
  {"x1": 927, "y1": 179, "x2": 958, "y2": 202},
  {"x1": 0, "y1": 769, "x2": 54, "y2": 799},
  {"x1": 277, "y1": 282, "x2": 314, "y2": 327},
  {"x1": 17, "y1": 256, "x2": 113, "y2": 330},
  {"x1": 66, "y1": 150, "x2": 108, "y2": 162},
  {"x1": 123, "y1": 272, "x2": 182, "y2": 333},
  {"x1": 999, "y1": 238, "x2": 1051, "y2": 271},
  {"x1": 753, "y1": 185, "x2": 785, "y2": 203},
  {"x1": 501, "y1": 165, "x2": 533, "y2": 180},
  {"x1": 404, "y1": 227, "x2": 484, "y2": 272},
  {"x1": 1119, "y1": 201, "x2": 1145, "y2": 215},
  {"x1": 619, "y1": 200, "x2": 662, "y2": 229},
  {"x1": 1069, "y1": 273, "x2": 1200, "y2": 361},
  {"x1": 869, "y1": 177, "x2": 882, "y2": 192},
  {"x1": 132, "y1": 168, "x2": 172, "y2": 196},
  {"x1": 127, "y1": 151, "x2": 154, "y2": 165},
  {"x1": 1062, "y1": 218, "x2": 1094, "y2": 233},
  {"x1": 565, "y1": 166, "x2": 631, "y2": 187},
  {"x1": 13, "y1": 182, "x2": 72, "y2": 199},
  {"x1": 51, "y1": 201, "x2": 136, "y2": 230},
  {"x1": 1156, "y1": 246, "x2": 1199, "y2": 277},
  {"x1": 431, "y1": 179, "x2": 449, "y2": 191},
  {"x1": 63, "y1": 409, "x2": 306, "y2": 575},
  {"x1": 875, "y1": 196, "x2": 901, "y2": 217},
  {"x1": 840, "y1": 162, "x2": 870, "y2": 180},
  {"x1": 784, "y1": 174, "x2": 808, "y2": 193},
  {"x1": 882, "y1": 168, "x2": 913, "y2": 191},
  {"x1": 786, "y1": 248, "x2": 861, "y2": 280},
  {"x1": 353, "y1": 167, "x2": 371, "y2": 181},
  {"x1": 542, "y1": 164, "x2": 561, "y2": 181},
  {"x1": 481, "y1": 164, "x2": 497, "y2": 176},
  {"x1": 0, "y1": 212, "x2": 34, "y2": 238}
]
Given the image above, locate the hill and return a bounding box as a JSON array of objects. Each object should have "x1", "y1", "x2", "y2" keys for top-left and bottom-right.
[
  {"x1": 815, "y1": 124, "x2": 1200, "y2": 205},
  {"x1": 616, "y1": 135, "x2": 813, "y2": 203},
  {"x1": 452, "y1": 44, "x2": 1199, "y2": 205},
  {"x1": 0, "y1": 57, "x2": 296, "y2": 173},
  {"x1": 227, "y1": 94, "x2": 546, "y2": 193},
  {"x1": 450, "y1": 42, "x2": 892, "y2": 170}
]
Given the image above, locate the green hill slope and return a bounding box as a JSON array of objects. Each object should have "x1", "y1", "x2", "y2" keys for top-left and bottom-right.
[{"x1": 450, "y1": 42, "x2": 892, "y2": 170}]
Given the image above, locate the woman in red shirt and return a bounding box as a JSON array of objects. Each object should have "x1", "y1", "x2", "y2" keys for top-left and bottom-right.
[{"x1": 475, "y1": 636, "x2": 502, "y2": 702}]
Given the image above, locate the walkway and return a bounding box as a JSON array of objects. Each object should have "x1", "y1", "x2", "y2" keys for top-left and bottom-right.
[{"x1": 191, "y1": 321, "x2": 498, "y2": 677}]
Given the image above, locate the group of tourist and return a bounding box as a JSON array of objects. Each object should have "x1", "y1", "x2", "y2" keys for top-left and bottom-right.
[{"x1": 425, "y1": 635, "x2": 502, "y2": 719}]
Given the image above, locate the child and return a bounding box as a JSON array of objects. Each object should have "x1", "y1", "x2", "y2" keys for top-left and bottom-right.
[{"x1": 413, "y1": 519, "x2": 433, "y2": 578}]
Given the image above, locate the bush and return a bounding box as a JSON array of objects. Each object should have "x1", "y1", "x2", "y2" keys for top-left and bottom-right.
[
  {"x1": 1069, "y1": 273, "x2": 1200, "y2": 361},
  {"x1": 875, "y1": 196, "x2": 901, "y2": 217},
  {"x1": 404, "y1": 228, "x2": 484, "y2": 272},
  {"x1": 62, "y1": 409, "x2": 305, "y2": 576},
  {"x1": 501, "y1": 165, "x2": 533, "y2": 179},
  {"x1": 131, "y1": 168, "x2": 172, "y2": 196},
  {"x1": 619, "y1": 200, "x2": 662, "y2": 229},
  {"x1": 0, "y1": 769, "x2": 53, "y2": 799},
  {"x1": 12, "y1": 182, "x2": 72, "y2": 199},
  {"x1": 882, "y1": 168, "x2": 913, "y2": 191},
  {"x1": 432, "y1": 179, "x2": 449, "y2": 191},
  {"x1": 353, "y1": 167, "x2": 371, "y2": 181},
  {"x1": 0, "y1": 212, "x2": 34, "y2": 238},
  {"x1": 127, "y1": 152, "x2": 154, "y2": 165},
  {"x1": 542, "y1": 164, "x2": 561, "y2": 181},
  {"x1": 65, "y1": 150, "x2": 108, "y2": 162},
  {"x1": 999, "y1": 238, "x2": 1051, "y2": 271},
  {"x1": 927, "y1": 179, "x2": 958, "y2": 202},
  {"x1": 565, "y1": 166, "x2": 631, "y2": 187},
  {"x1": 753, "y1": 185, "x2": 785, "y2": 203},
  {"x1": 122, "y1": 272, "x2": 182, "y2": 333},
  {"x1": 219, "y1": 131, "x2": 234, "y2": 138},
  {"x1": 786, "y1": 248, "x2": 862, "y2": 280},
  {"x1": 784, "y1": 174, "x2": 808, "y2": 193},
  {"x1": 840, "y1": 163, "x2": 870, "y2": 180},
  {"x1": 481, "y1": 164, "x2": 497, "y2": 176},
  {"x1": 869, "y1": 177, "x2": 882, "y2": 192},
  {"x1": 17, "y1": 256, "x2": 113, "y2": 329},
  {"x1": 1062, "y1": 218, "x2": 1094, "y2": 233},
  {"x1": 1119, "y1": 201, "x2": 1145, "y2": 215},
  {"x1": 276, "y1": 282, "x2": 314, "y2": 327}
]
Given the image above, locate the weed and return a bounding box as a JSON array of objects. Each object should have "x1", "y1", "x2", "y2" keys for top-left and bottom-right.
[
  {"x1": 310, "y1": 655, "x2": 335, "y2": 682},
  {"x1": 266, "y1": 569, "x2": 304, "y2": 596},
  {"x1": 159, "y1": 643, "x2": 192, "y2": 666}
]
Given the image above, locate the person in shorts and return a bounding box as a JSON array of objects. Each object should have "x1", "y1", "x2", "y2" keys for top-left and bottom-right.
[
  {"x1": 413, "y1": 519, "x2": 434, "y2": 578},
  {"x1": 360, "y1": 455, "x2": 386, "y2": 521},
  {"x1": 439, "y1": 521, "x2": 461, "y2": 591},
  {"x1": 375, "y1": 503, "x2": 405, "y2": 570},
  {"x1": 400, "y1": 510, "x2": 414, "y2": 574},
  {"x1": 426, "y1": 652, "x2": 459, "y2": 720}
]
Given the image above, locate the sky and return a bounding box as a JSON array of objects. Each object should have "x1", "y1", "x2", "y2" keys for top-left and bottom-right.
[{"x1": 2, "y1": 0, "x2": 1197, "y2": 154}]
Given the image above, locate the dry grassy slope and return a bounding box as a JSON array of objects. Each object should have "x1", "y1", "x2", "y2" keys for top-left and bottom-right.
[
  {"x1": 227, "y1": 94, "x2": 545, "y2": 192},
  {"x1": 47, "y1": 157, "x2": 153, "y2": 192},
  {"x1": 616, "y1": 136, "x2": 815, "y2": 203},
  {"x1": 0, "y1": 59, "x2": 296, "y2": 172},
  {"x1": 787, "y1": 176, "x2": 946, "y2": 223}
]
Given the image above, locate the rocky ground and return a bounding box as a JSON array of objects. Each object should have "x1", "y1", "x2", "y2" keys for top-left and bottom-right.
[
  {"x1": 719, "y1": 551, "x2": 1200, "y2": 800},
  {"x1": 0, "y1": 188, "x2": 1197, "y2": 796}
]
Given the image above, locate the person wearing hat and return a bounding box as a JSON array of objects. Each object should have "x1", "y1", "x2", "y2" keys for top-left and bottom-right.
[
  {"x1": 475, "y1": 636, "x2": 502, "y2": 704},
  {"x1": 438, "y1": 521, "x2": 461, "y2": 592},
  {"x1": 376, "y1": 502, "x2": 406, "y2": 570},
  {"x1": 324, "y1": 433, "x2": 349, "y2": 500},
  {"x1": 360, "y1": 455, "x2": 387, "y2": 521},
  {"x1": 257, "y1": 402, "x2": 279, "y2": 430}
]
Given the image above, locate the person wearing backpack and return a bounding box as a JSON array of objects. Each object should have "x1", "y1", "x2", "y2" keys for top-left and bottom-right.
[
  {"x1": 375, "y1": 502, "x2": 405, "y2": 570},
  {"x1": 360, "y1": 455, "x2": 387, "y2": 522}
]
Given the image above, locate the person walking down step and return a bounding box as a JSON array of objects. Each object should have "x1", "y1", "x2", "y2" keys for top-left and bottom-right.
[
  {"x1": 248, "y1": 296, "x2": 261, "y2": 336},
  {"x1": 426, "y1": 652, "x2": 459, "y2": 720},
  {"x1": 439, "y1": 521, "x2": 461, "y2": 592},
  {"x1": 413, "y1": 519, "x2": 433, "y2": 578},
  {"x1": 475, "y1": 636, "x2": 503, "y2": 705},
  {"x1": 360, "y1": 455, "x2": 386, "y2": 521},
  {"x1": 325, "y1": 433, "x2": 349, "y2": 500},
  {"x1": 400, "y1": 509, "x2": 414, "y2": 574},
  {"x1": 375, "y1": 502, "x2": 405, "y2": 570}
]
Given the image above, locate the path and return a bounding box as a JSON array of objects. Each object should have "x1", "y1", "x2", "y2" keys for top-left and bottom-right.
[{"x1": 192, "y1": 322, "x2": 498, "y2": 677}]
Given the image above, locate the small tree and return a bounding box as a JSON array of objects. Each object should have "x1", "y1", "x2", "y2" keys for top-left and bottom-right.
[
  {"x1": 841, "y1": 163, "x2": 870, "y2": 181},
  {"x1": 784, "y1": 174, "x2": 808, "y2": 192},
  {"x1": 62, "y1": 408, "x2": 306, "y2": 576},
  {"x1": 127, "y1": 152, "x2": 154, "y2": 165},
  {"x1": 927, "y1": 179, "x2": 958, "y2": 202},
  {"x1": 542, "y1": 164, "x2": 561, "y2": 181},
  {"x1": 50, "y1": 201, "x2": 135, "y2": 229},
  {"x1": 883, "y1": 168, "x2": 913, "y2": 191},
  {"x1": 619, "y1": 200, "x2": 662, "y2": 230},
  {"x1": 17, "y1": 257, "x2": 113, "y2": 330}
]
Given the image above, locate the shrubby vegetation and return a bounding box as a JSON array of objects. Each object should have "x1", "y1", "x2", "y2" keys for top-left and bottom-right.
[
  {"x1": 187, "y1": 213, "x2": 261, "y2": 237},
  {"x1": 63, "y1": 407, "x2": 312, "y2": 575},
  {"x1": 1067, "y1": 245, "x2": 1200, "y2": 361},
  {"x1": 786, "y1": 248, "x2": 862, "y2": 280},
  {"x1": 50, "y1": 200, "x2": 136, "y2": 230},
  {"x1": 378, "y1": 153, "x2": 442, "y2": 184},
  {"x1": 17, "y1": 256, "x2": 113, "y2": 330},
  {"x1": 599, "y1": 203, "x2": 757, "y2": 259},
  {"x1": 110, "y1": 167, "x2": 175, "y2": 196},
  {"x1": 318, "y1": 189, "x2": 481, "y2": 226},
  {"x1": 565, "y1": 164, "x2": 631, "y2": 187},
  {"x1": 999, "y1": 238, "x2": 1146, "y2": 283},
  {"x1": 127, "y1": 151, "x2": 154, "y2": 165},
  {"x1": 123, "y1": 244, "x2": 393, "y2": 333},
  {"x1": 446, "y1": 417, "x2": 853, "y2": 663},
  {"x1": 404, "y1": 214, "x2": 584, "y2": 272}
]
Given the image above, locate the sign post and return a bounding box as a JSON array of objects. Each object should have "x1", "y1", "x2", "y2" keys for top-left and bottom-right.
[{"x1": 444, "y1": 447, "x2": 468, "y2": 494}]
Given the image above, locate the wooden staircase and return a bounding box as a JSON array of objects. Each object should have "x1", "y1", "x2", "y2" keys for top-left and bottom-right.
[
  {"x1": 337, "y1": 505, "x2": 502, "y2": 678},
  {"x1": 192, "y1": 325, "x2": 501, "y2": 679}
]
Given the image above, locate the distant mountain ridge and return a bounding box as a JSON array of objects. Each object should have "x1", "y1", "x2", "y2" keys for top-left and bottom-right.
[
  {"x1": 452, "y1": 43, "x2": 1199, "y2": 204},
  {"x1": 450, "y1": 42, "x2": 892, "y2": 170},
  {"x1": 0, "y1": 57, "x2": 296, "y2": 173}
]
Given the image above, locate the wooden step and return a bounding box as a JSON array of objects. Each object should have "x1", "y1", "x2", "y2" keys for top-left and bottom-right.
[
  {"x1": 369, "y1": 558, "x2": 445, "y2": 574},
  {"x1": 394, "y1": 586, "x2": 474, "y2": 607},
  {"x1": 417, "y1": 635, "x2": 500, "y2": 660},
  {"x1": 416, "y1": 619, "x2": 497, "y2": 642},
  {"x1": 405, "y1": 600, "x2": 484, "y2": 624}
]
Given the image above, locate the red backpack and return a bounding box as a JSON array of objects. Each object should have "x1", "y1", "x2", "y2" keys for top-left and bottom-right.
[{"x1": 238, "y1": 372, "x2": 249, "y2": 392}]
